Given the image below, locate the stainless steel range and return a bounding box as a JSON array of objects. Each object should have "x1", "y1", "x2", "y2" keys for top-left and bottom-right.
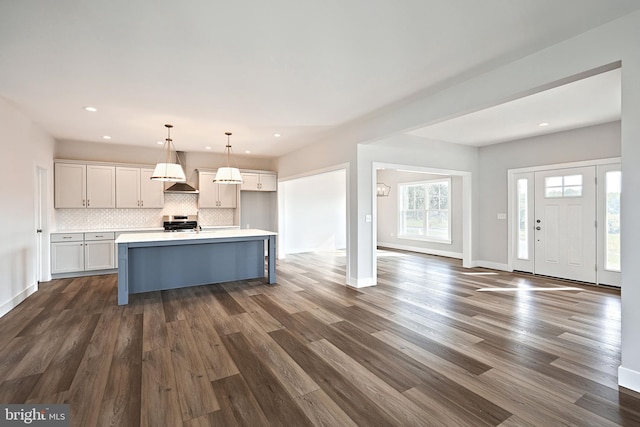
[{"x1": 163, "y1": 215, "x2": 198, "y2": 232}]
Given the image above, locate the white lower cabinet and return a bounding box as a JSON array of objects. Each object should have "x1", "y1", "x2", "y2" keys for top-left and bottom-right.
[
  {"x1": 51, "y1": 236, "x2": 85, "y2": 274},
  {"x1": 51, "y1": 232, "x2": 116, "y2": 274},
  {"x1": 84, "y1": 232, "x2": 116, "y2": 270}
]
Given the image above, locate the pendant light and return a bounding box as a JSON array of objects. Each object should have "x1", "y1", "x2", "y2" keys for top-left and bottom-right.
[
  {"x1": 151, "y1": 124, "x2": 187, "y2": 182},
  {"x1": 213, "y1": 132, "x2": 243, "y2": 184}
]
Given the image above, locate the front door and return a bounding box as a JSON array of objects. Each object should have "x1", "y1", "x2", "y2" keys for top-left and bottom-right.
[{"x1": 534, "y1": 166, "x2": 596, "y2": 283}]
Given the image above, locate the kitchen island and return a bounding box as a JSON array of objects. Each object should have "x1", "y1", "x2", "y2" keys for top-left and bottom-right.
[{"x1": 116, "y1": 229, "x2": 276, "y2": 305}]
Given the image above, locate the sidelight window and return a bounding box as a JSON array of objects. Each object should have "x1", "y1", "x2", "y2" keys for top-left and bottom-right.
[
  {"x1": 517, "y1": 178, "x2": 529, "y2": 260},
  {"x1": 605, "y1": 171, "x2": 621, "y2": 272}
]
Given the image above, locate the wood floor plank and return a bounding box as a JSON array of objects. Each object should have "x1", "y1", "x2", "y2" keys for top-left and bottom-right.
[
  {"x1": 140, "y1": 347, "x2": 182, "y2": 427},
  {"x1": 0, "y1": 374, "x2": 41, "y2": 403},
  {"x1": 67, "y1": 305, "x2": 123, "y2": 427},
  {"x1": 221, "y1": 331, "x2": 314, "y2": 426},
  {"x1": 5, "y1": 309, "x2": 77, "y2": 380},
  {"x1": 27, "y1": 312, "x2": 100, "y2": 399},
  {"x1": 294, "y1": 389, "x2": 358, "y2": 427},
  {"x1": 230, "y1": 314, "x2": 320, "y2": 396},
  {"x1": 269, "y1": 328, "x2": 399, "y2": 426},
  {"x1": 0, "y1": 249, "x2": 637, "y2": 426},
  {"x1": 332, "y1": 320, "x2": 512, "y2": 425},
  {"x1": 211, "y1": 374, "x2": 270, "y2": 427},
  {"x1": 184, "y1": 291, "x2": 240, "y2": 382},
  {"x1": 142, "y1": 292, "x2": 169, "y2": 352},
  {"x1": 99, "y1": 312, "x2": 143, "y2": 427},
  {"x1": 308, "y1": 338, "x2": 442, "y2": 426},
  {"x1": 167, "y1": 319, "x2": 220, "y2": 421}
]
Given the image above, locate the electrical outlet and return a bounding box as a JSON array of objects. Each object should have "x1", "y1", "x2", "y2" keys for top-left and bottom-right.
[{"x1": 497, "y1": 213, "x2": 507, "y2": 220}]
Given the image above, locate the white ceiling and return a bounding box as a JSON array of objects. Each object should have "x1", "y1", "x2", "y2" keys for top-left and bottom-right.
[
  {"x1": 408, "y1": 68, "x2": 621, "y2": 146},
  {"x1": 0, "y1": 1, "x2": 637, "y2": 157}
]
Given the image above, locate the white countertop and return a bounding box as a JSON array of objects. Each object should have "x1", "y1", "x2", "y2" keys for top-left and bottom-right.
[
  {"x1": 52, "y1": 225, "x2": 239, "y2": 234},
  {"x1": 115, "y1": 228, "x2": 276, "y2": 244}
]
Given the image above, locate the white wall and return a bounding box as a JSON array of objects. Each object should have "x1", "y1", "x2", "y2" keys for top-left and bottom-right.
[
  {"x1": 1, "y1": 97, "x2": 55, "y2": 317},
  {"x1": 280, "y1": 169, "x2": 346, "y2": 254},
  {"x1": 376, "y1": 170, "x2": 463, "y2": 258},
  {"x1": 477, "y1": 121, "x2": 621, "y2": 265}
]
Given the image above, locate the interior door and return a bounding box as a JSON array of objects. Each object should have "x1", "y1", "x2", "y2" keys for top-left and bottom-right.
[{"x1": 534, "y1": 166, "x2": 596, "y2": 282}]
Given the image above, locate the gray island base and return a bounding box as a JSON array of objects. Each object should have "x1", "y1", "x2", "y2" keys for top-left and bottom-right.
[{"x1": 116, "y1": 229, "x2": 276, "y2": 305}]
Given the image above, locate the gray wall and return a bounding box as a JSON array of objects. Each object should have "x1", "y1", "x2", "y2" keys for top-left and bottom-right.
[
  {"x1": 240, "y1": 192, "x2": 277, "y2": 232},
  {"x1": 477, "y1": 121, "x2": 621, "y2": 265},
  {"x1": 376, "y1": 169, "x2": 463, "y2": 257}
]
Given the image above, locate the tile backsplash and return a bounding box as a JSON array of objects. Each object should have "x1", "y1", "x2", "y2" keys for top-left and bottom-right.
[{"x1": 55, "y1": 193, "x2": 235, "y2": 230}]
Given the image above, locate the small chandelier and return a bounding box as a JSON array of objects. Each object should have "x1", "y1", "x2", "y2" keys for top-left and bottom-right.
[
  {"x1": 151, "y1": 124, "x2": 187, "y2": 182},
  {"x1": 213, "y1": 132, "x2": 243, "y2": 184},
  {"x1": 377, "y1": 182, "x2": 391, "y2": 197}
]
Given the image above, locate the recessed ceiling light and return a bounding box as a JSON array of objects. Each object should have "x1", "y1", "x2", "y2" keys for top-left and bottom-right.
[
  {"x1": 205, "y1": 146, "x2": 212, "y2": 150},
  {"x1": 157, "y1": 141, "x2": 164, "y2": 145},
  {"x1": 245, "y1": 150, "x2": 251, "y2": 154},
  {"x1": 274, "y1": 133, "x2": 281, "y2": 137},
  {"x1": 84, "y1": 106, "x2": 97, "y2": 112},
  {"x1": 102, "y1": 135, "x2": 111, "y2": 140},
  {"x1": 538, "y1": 122, "x2": 549, "y2": 127}
]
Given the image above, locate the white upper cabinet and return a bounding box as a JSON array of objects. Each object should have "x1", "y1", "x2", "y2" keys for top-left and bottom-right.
[
  {"x1": 116, "y1": 167, "x2": 164, "y2": 208},
  {"x1": 55, "y1": 163, "x2": 86, "y2": 208},
  {"x1": 115, "y1": 167, "x2": 140, "y2": 208},
  {"x1": 55, "y1": 163, "x2": 115, "y2": 208},
  {"x1": 198, "y1": 171, "x2": 238, "y2": 208},
  {"x1": 139, "y1": 168, "x2": 165, "y2": 208},
  {"x1": 241, "y1": 172, "x2": 277, "y2": 192},
  {"x1": 86, "y1": 165, "x2": 116, "y2": 208}
]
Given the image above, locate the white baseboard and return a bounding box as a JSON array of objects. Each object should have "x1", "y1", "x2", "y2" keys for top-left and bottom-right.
[
  {"x1": 51, "y1": 269, "x2": 117, "y2": 280},
  {"x1": 346, "y1": 276, "x2": 376, "y2": 288},
  {"x1": 470, "y1": 260, "x2": 511, "y2": 272},
  {"x1": 0, "y1": 283, "x2": 38, "y2": 319},
  {"x1": 619, "y1": 366, "x2": 640, "y2": 393},
  {"x1": 377, "y1": 242, "x2": 463, "y2": 260}
]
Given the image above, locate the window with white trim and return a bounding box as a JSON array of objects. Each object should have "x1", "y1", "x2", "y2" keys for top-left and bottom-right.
[{"x1": 398, "y1": 178, "x2": 451, "y2": 242}]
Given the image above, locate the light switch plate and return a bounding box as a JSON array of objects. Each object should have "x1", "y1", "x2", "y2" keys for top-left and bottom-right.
[
  {"x1": 365, "y1": 214, "x2": 372, "y2": 222},
  {"x1": 497, "y1": 213, "x2": 507, "y2": 220}
]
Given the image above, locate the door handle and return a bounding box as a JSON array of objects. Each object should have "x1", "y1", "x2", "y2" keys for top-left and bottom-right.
[{"x1": 536, "y1": 226, "x2": 541, "y2": 231}]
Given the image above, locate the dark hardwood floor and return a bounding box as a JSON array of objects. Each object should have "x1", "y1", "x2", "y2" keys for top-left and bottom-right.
[{"x1": 1, "y1": 249, "x2": 639, "y2": 426}]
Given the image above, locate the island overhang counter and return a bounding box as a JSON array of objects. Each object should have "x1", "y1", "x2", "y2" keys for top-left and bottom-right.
[{"x1": 116, "y1": 229, "x2": 276, "y2": 305}]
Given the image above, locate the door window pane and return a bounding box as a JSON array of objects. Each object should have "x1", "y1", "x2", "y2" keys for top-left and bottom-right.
[
  {"x1": 517, "y1": 178, "x2": 529, "y2": 260},
  {"x1": 545, "y1": 174, "x2": 583, "y2": 198},
  {"x1": 605, "y1": 171, "x2": 621, "y2": 271}
]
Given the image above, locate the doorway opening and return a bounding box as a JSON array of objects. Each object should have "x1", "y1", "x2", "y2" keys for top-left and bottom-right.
[{"x1": 372, "y1": 162, "x2": 472, "y2": 286}]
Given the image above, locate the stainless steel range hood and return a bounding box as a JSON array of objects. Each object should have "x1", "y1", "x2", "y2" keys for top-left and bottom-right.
[
  {"x1": 164, "y1": 182, "x2": 198, "y2": 193},
  {"x1": 163, "y1": 151, "x2": 199, "y2": 193}
]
